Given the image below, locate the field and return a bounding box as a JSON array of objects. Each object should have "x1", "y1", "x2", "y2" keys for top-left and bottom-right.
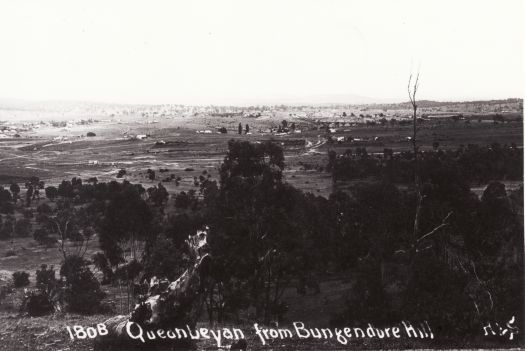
[
  {"x1": 0, "y1": 100, "x2": 523, "y2": 350},
  {"x1": 1, "y1": 108, "x2": 522, "y2": 196}
]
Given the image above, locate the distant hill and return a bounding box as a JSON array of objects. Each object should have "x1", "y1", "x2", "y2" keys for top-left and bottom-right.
[
  {"x1": 371, "y1": 98, "x2": 523, "y2": 110},
  {"x1": 0, "y1": 97, "x2": 522, "y2": 110}
]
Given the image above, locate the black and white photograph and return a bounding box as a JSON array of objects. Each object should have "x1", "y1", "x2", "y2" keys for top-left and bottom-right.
[{"x1": 0, "y1": 1, "x2": 523, "y2": 350}]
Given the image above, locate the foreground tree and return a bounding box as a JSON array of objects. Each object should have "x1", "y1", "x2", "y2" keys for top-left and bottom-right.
[{"x1": 203, "y1": 140, "x2": 312, "y2": 323}]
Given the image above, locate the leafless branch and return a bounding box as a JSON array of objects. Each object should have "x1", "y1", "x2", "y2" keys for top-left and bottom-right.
[
  {"x1": 415, "y1": 244, "x2": 433, "y2": 253},
  {"x1": 416, "y1": 211, "x2": 453, "y2": 244}
]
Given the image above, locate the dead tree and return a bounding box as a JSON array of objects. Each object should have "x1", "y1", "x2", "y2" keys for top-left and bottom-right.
[
  {"x1": 408, "y1": 72, "x2": 422, "y2": 244},
  {"x1": 94, "y1": 232, "x2": 212, "y2": 351},
  {"x1": 397, "y1": 72, "x2": 452, "y2": 257},
  {"x1": 400, "y1": 72, "x2": 493, "y2": 321}
]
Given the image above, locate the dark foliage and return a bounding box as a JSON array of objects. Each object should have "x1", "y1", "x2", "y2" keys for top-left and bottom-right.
[
  {"x1": 328, "y1": 144, "x2": 522, "y2": 185},
  {"x1": 12, "y1": 271, "x2": 30, "y2": 287},
  {"x1": 60, "y1": 255, "x2": 106, "y2": 314},
  {"x1": 22, "y1": 290, "x2": 55, "y2": 316}
]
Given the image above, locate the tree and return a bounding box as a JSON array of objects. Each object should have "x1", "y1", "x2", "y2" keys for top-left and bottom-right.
[
  {"x1": 147, "y1": 183, "x2": 169, "y2": 207},
  {"x1": 9, "y1": 183, "x2": 20, "y2": 203},
  {"x1": 25, "y1": 177, "x2": 43, "y2": 203},
  {"x1": 42, "y1": 200, "x2": 93, "y2": 259},
  {"x1": 205, "y1": 140, "x2": 308, "y2": 323},
  {"x1": 0, "y1": 215, "x2": 15, "y2": 240},
  {"x1": 45, "y1": 186, "x2": 58, "y2": 201},
  {"x1": 25, "y1": 185, "x2": 34, "y2": 207},
  {"x1": 146, "y1": 169, "x2": 155, "y2": 181},
  {"x1": 60, "y1": 255, "x2": 105, "y2": 314},
  {"x1": 0, "y1": 186, "x2": 14, "y2": 213},
  {"x1": 99, "y1": 185, "x2": 153, "y2": 265},
  {"x1": 12, "y1": 271, "x2": 30, "y2": 287}
]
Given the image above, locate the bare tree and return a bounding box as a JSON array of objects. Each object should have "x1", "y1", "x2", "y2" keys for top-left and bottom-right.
[
  {"x1": 408, "y1": 72, "x2": 422, "y2": 243},
  {"x1": 394, "y1": 72, "x2": 452, "y2": 259},
  {"x1": 404, "y1": 73, "x2": 492, "y2": 319},
  {"x1": 45, "y1": 202, "x2": 92, "y2": 260}
]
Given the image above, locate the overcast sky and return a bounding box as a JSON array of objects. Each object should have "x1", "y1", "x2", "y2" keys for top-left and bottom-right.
[{"x1": 0, "y1": 0, "x2": 523, "y2": 105}]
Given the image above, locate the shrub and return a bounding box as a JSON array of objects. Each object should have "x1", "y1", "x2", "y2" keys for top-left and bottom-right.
[
  {"x1": 12, "y1": 271, "x2": 30, "y2": 287},
  {"x1": 116, "y1": 169, "x2": 126, "y2": 178},
  {"x1": 146, "y1": 169, "x2": 155, "y2": 181},
  {"x1": 36, "y1": 265, "x2": 58, "y2": 292},
  {"x1": 45, "y1": 186, "x2": 58, "y2": 201},
  {"x1": 22, "y1": 289, "x2": 54, "y2": 316},
  {"x1": 19, "y1": 265, "x2": 61, "y2": 316},
  {"x1": 60, "y1": 255, "x2": 106, "y2": 314}
]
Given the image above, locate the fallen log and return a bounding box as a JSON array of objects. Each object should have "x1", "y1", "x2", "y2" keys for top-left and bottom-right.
[{"x1": 94, "y1": 248, "x2": 211, "y2": 351}]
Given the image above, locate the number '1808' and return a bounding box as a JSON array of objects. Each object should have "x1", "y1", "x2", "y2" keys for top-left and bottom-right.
[{"x1": 66, "y1": 324, "x2": 108, "y2": 339}]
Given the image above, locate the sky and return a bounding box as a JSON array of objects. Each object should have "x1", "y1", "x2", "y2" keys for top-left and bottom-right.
[{"x1": 0, "y1": 0, "x2": 523, "y2": 105}]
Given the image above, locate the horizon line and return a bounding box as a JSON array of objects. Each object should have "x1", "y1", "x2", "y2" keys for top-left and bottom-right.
[{"x1": 0, "y1": 96, "x2": 523, "y2": 108}]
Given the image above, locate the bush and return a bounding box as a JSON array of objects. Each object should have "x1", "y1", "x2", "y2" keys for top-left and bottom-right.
[
  {"x1": 116, "y1": 169, "x2": 126, "y2": 178},
  {"x1": 60, "y1": 255, "x2": 106, "y2": 314},
  {"x1": 12, "y1": 271, "x2": 30, "y2": 287},
  {"x1": 19, "y1": 265, "x2": 63, "y2": 316},
  {"x1": 22, "y1": 289, "x2": 54, "y2": 316},
  {"x1": 45, "y1": 186, "x2": 58, "y2": 201},
  {"x1": 36, "y1": 264, "x2": 59, "y2": 294}
]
